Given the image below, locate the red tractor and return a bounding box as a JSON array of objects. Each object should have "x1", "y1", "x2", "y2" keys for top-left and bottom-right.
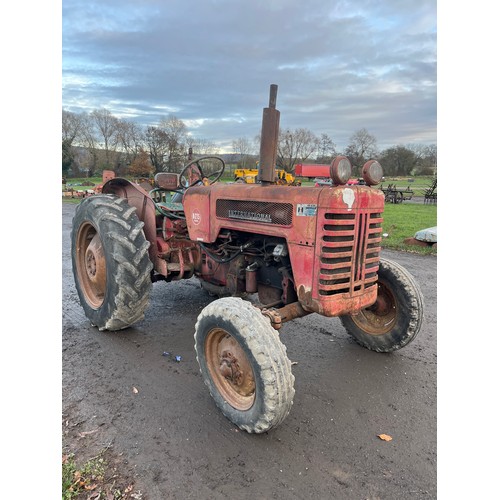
[{"x1": 71, "y1": 85, "x2": 424, "y2": 433}]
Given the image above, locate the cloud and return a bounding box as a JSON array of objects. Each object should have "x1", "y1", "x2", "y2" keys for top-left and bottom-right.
[{"x1": 62, "y1": 0, "x2": 436, "y2": 150}]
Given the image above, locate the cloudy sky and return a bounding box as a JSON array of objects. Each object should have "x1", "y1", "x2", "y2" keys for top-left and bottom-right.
[{"x1": 62, "y1": 0, "x2": 436, "y2": 152}]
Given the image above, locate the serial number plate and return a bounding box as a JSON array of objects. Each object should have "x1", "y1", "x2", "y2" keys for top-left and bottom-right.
[{"x1": 296, "y1": 204, "x2": 317, "y2": 216}]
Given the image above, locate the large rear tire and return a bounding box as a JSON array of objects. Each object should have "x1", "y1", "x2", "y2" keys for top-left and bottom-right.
[
  {"x1": 340, "y1": 258, "x2": 424, "y2": 352},
  {"x1": 194, "y1": 297, "x2": 295, "y2": 433},
  {"x1": 71, "y1": 195, "x2": 153, "y2": 331}
]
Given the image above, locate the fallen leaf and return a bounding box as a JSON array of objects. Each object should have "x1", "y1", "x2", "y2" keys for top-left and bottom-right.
[
  {"x1": 378, "y1": 433, "x2": 393, "y2": 441},
  {"x1": 132, "y1": 387, "x2": 139, "y2": 394},
  {"x1": 125, "y1": 484, "x2": 134, "y2": 493}
]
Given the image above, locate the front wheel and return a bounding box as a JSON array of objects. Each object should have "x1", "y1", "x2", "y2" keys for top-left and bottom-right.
[
  {"x1": 340, "y1": 258, "x2": 424, "y2": 352},
  {"x1": 194, "y1": 297, "x2": 295, "y2": 433},
  {"x1": 71, "y1": 195, "x2": 153, "y2": 331}
]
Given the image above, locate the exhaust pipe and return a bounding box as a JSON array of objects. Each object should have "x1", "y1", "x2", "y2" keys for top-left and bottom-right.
[{"x1": 257, "y1": 84, "x2": 280, "y2": 184}]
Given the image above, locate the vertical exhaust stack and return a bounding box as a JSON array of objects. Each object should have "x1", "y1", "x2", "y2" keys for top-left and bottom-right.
[{"x1": 258, "y1": 84, "x2": 280, "y2": 184}]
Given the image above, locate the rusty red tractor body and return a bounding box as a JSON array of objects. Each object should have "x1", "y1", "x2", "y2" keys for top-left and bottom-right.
[{"x1": 71, "y1": 85, "x2": 424, "y2": 433}]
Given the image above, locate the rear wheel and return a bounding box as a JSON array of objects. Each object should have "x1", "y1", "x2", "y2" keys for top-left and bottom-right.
[
  {"x1": 71, "y1": 195, "x2": 153, "y2": 331},
  {"x1": 340, "y1": 258, "x2": 424, "y2": 352},
  {"x1": 194, "y1": 297, "x2": 295, "y2": 433}
]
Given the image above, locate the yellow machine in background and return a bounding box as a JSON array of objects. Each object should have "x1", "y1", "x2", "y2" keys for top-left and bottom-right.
[{"x1": 234, "y1": 168, "x2": 299, "y2": 185}]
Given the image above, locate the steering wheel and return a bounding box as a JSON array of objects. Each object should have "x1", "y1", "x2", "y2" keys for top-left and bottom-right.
[{"x1": 179, "y1": 156, "x2": 225, "y2": 188}]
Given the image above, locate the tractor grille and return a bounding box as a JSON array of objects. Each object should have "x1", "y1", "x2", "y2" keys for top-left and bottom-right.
[
  {"x1": 216, "y1": 199, "x2": 293, "y2": 226},
  {"x1": 318, "y1": 211, "x2": 382, "y2": 296}
]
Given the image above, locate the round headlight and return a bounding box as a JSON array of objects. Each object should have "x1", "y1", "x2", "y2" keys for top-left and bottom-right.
[
  {"x1": 362, "y1": 160, "x2": 383, "y2": 186},
  {"x1": 330, "y1": 156, "x2": 352, "y2": 185}
]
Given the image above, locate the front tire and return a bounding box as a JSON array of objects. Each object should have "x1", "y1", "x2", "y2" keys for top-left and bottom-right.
[
  {"x1": 71, "y1": 195, "x2": 153, "y2": 331},
  {"x1": 194, "y1": 297, "x2": 295, "y2": 433},
  {"x1": 340, "y1": 258, "x2": 424, "y2": 352}
]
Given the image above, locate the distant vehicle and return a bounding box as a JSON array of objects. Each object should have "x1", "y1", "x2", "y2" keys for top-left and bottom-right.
[
  {"x1": 347, "y1": 178, "x2": 367, "y2": 186},
  {"x1": 314, "y1": 177, "x2": 333, "y2": 187},
  {"x1": 314, "y1": 177, "x2": 366, "y2": 187},
  {"x1": 295, "y1": 163, "x2": 331, "y2": 178},
  {"x1": 234, "y1": 168, "x2": 298, "y2": 185}
]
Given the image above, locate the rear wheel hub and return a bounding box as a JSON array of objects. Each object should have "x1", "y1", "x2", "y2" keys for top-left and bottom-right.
[{"x1": 76, "y1": 223, "x2": 107, "y2": 309}]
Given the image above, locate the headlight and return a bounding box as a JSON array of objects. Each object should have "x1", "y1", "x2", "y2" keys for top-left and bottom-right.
[
  {"x1": 362, "y1": 160, "x2": 383, "y2": 186},
  {"x1": 330, "y1": 156, "x2": 352, "y2": 185}
]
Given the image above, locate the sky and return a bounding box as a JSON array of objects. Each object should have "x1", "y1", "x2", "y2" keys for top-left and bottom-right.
[{"x1": 62, "y1": 0, "x2": 436, "y2": 152}]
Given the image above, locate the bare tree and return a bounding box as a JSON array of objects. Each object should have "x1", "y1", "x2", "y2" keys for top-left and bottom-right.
[
  {"x1": 186, "y1": 137, "x2": 220, "y2": 157},
  {"x1": 144, "y1": 126, "x2": 169, "y2": 174},
  {"x1": 62, "y1": 110, "x2": 85, "y2": 176},
  {"x1": 159, "y1": 115, "x2": 188, "y2": 172},
  {"x1": 91, "y1": 109, "x2": 120, "y2": 170},
  {"x1": 62, "y1": 110, "x2": 84, "y2": 143},
  {"x1": 316, "y1": 133, "x2": 337, "y2": 163},
  {"x1": 115, "y1": 119, "x2": 144, "y2": 172},
  {"x1": 277, "y1": 128, "x2": 319, "y2": 172},
  {"x1": 62, "y1": 109, "x2": 436, "y2": 181},
  {"x1": 78, "y1": 112, "x2": 99, "y2": 176},
  {"x1": 232, "y1": 137, "x2": 254, "y2": 168},
  {"x1": 421, "y1": 144, "x2": 437, "y2": 175},
  {"x1": 407, "y1": 144, "x2": 437, "y2": 175},
  {"x1": 344, "y1": 128, "x2": 378, "y2": 175}
]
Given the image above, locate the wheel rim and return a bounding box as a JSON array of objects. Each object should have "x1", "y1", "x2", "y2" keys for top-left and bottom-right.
[
  {"x1": 205, "y1": 328, "x2": 256, "y2": 411},
  {"x1": 75, "y1": 221, "x2": 107, "y2": 309},
  {"x1": 351, "y1": 281, "x2": 397, "y2": 335}
]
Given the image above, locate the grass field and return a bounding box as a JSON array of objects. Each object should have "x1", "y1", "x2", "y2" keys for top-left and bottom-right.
[
  {"x1": 63, "y1": 176, "x2": 437, "y2": 255},
  {"x1": 381, "y1": 203, "x2": 437, "y2": 254}
]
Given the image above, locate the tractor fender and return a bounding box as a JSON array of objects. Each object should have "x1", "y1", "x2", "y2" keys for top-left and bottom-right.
[{"x1": 102, "y1": 178, "x2": 158, "y2": 264}]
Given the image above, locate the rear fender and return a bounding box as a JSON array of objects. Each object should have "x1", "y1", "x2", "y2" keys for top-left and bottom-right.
[{"x1": 102, "y1": 178, "x2": 158, "y2": 263}]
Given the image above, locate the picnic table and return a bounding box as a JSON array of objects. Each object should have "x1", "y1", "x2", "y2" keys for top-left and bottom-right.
[{"x1": 380, "y1": 184, "x2": 414, "y2": 204}]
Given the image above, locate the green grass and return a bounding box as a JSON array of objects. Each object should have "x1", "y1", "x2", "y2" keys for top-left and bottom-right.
[
  {"x1": 63, "y1": 177, "x2": 103, "y2": 193},
  {"x1": 62, "y1": 453, "x2": 106, "y2": 499},
  {"x1": 62, "y1": 450, "x2": 138, "y2": 499},
  {"x1": 381, "y1": 203, "x2": 437, "y2": 254}
]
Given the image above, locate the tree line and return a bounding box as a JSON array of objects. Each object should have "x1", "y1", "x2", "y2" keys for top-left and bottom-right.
[{"x1": 62, "y1": 109, "x2": 437, "y2": 179}]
